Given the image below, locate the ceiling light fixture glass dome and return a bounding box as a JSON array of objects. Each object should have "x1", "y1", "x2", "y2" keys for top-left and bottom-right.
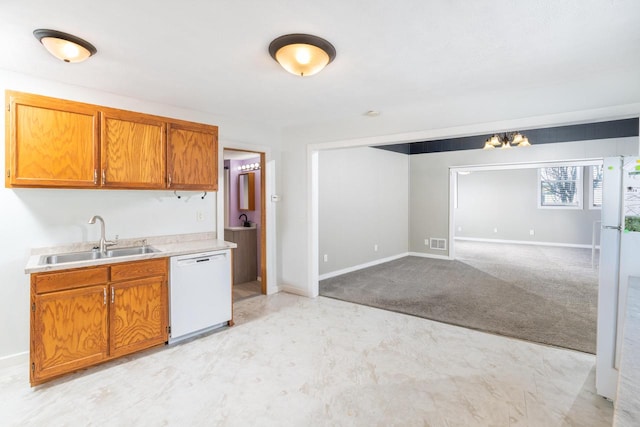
[
  {"x1": 269, "y1": 34, "x2": 336, "y2": 77},
  {"x1": 33, "y1": 29, "x2": 97, "y2": 63}
]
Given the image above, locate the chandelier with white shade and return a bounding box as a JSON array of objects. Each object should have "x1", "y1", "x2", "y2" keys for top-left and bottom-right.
[{"x1": 483, "y1": 132, "x2": 531, "y2": 149}]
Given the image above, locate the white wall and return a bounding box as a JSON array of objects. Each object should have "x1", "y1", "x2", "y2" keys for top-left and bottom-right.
[
  {"x1": 410, "y1": 137, "x2": 639, "y2": 256},
  {"x1": 276, "y1": 141, "x2": 310, "y2": 295},
  {"x1": 318, "y1": 147, "x2": 408, "y2": 275},
  {"x1": 455, "y1": 167, "x2": 602, "y2": 245},
  {"x1": 0, "y1": 69, "x2": 280, "y2": 360}
]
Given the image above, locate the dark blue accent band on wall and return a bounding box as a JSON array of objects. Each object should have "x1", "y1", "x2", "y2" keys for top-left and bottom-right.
[{"x1": 374, "y1": 118, "x2": 639, "y2": 155}]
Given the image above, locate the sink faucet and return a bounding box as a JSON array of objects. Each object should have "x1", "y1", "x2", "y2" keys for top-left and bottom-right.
[
  {"x1": 88, "y1": 215, "x2": 117, "y2": 253},
  {"x1": 239, "y1": 213, "x2": 249, "y2": 227}
]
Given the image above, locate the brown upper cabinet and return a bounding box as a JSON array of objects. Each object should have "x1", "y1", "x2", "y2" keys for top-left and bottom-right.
[
  {"x1": 167, "y1": 121, "x2": 218, "y2": 191},
  {"x1": 5, "y1": 90, "x2": 218, "y2": 191},
  {"x1": 6, "y1": 91, "x2": 100, "y2": 188},
  {"x1": 101, "y1": 109, "x2": 166, "y2": 189}
]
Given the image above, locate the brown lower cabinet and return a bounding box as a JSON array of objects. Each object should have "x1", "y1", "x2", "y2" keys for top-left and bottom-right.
[{"x1": 30, "y1": 258, "x2": 168, "y2": 386}]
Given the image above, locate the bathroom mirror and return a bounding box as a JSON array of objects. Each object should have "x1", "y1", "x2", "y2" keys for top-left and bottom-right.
[{"x1": 238, "y1": 172, "x2": 255, "y2": 210}]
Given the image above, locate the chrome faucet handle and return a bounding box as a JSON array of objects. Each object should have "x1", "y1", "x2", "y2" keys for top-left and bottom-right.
[
  {"x1": 134, "y1": 238, "x2": 148, "y2": 248},
  {"x1": 104, "y1": 235, "x2": 117, "y2": 249}
]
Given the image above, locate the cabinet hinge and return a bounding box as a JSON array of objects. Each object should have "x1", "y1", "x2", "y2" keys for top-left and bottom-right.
[
  {"x1": 31, "y1": 302, "x2": 35, "y2": 312},
  {"x1": 6, "y1": 169, "x2": 10, "y2": 178},
  {"x1": 6, "y1": 103, "x2": 9, "y2": 112},
  {"x1": 31, "y1": 362, "x2": 35, "y2": 373},
  {"x1": 167, "y1": 325, "x2": 171, "y2": 335}
]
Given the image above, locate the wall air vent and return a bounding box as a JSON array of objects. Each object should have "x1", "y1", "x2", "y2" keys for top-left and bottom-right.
[{"x1": 430, "y1": 238, "x2": 447, "y2": 251}]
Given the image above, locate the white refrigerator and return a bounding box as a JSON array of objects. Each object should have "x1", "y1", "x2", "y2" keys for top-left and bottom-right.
[{"x1": 596, "y1": 156, "x2": 640, "y2": 401}]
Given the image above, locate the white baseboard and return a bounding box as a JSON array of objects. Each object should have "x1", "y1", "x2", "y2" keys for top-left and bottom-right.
[
  {"x1": 279, "y1": 284, "x2": 315, "y2": 298},
  {"x1": 265, "y1": 285, "x2": 280, "y2": 295},
  {"x1": 0, "y1": 351, "x2": 28, "y2": 369},
  {"x1": 454, "y1": 237, "x2": 599, "y2": 249},
  {"x1": 408, "y1": 251, "x2": 452, "y2": 260},
  {"x1": 318, "y1": 253, "x2": 409, "y2": 281}
]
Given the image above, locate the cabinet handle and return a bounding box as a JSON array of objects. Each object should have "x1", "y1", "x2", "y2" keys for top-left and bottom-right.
[
  {"x1": 168, "y1": 174, "x2": 172, "y2": 187},
  {"x1": 111, "y1": 287, "x2": 114, "y2": 304},
  {"x1": 102, "y1": 169, "x2": 106, "y2": 185},
  {"x1": 103, "y1": 288, "x2": 106, "y2": 305},
  {"x1": 94, "y1": 169, "x2": 98, "y2": 185}
]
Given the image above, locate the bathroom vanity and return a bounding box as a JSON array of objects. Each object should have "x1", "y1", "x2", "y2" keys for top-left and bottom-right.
[{"x1": 224, "y1": 226, "x2": 257, "y2": 285}]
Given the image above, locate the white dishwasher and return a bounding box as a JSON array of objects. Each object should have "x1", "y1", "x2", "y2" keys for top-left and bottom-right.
[{"x1": 169, "y1": 250, "x2": 231, "y2": 344}]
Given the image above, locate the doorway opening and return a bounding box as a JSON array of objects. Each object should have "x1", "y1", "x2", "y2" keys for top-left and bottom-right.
[{"x1": 223, "y1": 149, "x2": 267, "y2": 302}]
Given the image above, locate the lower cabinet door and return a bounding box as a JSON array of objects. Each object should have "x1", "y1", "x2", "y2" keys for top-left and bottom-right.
[
  {"x1": 109, "y1": 276, "x2": 168, "y2": 358},
  {"x1": 31, "y1": 285, "x2": 108, "y2": 384}
]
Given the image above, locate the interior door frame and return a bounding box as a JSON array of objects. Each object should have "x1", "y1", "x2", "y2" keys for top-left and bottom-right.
[{"x1": 219, "y1": 145, "x2": 273, "y2": 295}]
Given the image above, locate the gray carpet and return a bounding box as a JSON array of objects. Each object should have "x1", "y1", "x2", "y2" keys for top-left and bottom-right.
[{"x1": 320, "y1": 241, "x2": 598, "y2": 353}]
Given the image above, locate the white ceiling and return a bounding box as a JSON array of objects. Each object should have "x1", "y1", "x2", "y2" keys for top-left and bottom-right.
[{"x1": 1, "y1": 0, "x2": 639, "y2": 137}]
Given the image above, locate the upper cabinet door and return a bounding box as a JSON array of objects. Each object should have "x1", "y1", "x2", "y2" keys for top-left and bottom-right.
[
  {"x1": 6, "y1": 91, "x2": 99, "y2": 188},
  {"x1": 167, "y1": 121, "x2": 218, "y2": 191},
  {"x1": 101, "y1": 110, "x2": 166, "y2": 189}
]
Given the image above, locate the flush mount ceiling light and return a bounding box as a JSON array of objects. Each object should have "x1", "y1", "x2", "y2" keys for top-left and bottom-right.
[
  {"x1": 33, "y1": 29, "x2": 97, "y2": 63},
  {"x1": 483, "y1": 131, "x2": 531, "y2": 150},
  {"x1": 269, "y1": 34, "x2": 336, "y2": 77}
]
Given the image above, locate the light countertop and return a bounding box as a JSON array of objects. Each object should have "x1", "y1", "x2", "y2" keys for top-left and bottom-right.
[
  {"x1": 224, "y1": 226, "x2": 256, "y2": 231},
  {"x1": 25, "y1": 232, "x2": 237, "y2": 274}
]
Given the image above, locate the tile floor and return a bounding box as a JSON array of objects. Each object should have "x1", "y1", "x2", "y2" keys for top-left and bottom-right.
[{"x1": 0, "y1": 293, "x2": 613, "y2": 426}]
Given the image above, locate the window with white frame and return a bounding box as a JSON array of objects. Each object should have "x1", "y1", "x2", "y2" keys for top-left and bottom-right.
[
  {"x1": 589, "y1": 164, "x2": 603, "y2": 209},
  {"x1": 538, "y1": 166, "x2": 583, "y2": 208}
]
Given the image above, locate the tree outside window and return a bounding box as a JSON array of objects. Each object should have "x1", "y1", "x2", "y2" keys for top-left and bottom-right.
[
  {"x1": 538, "y1": 166, "x2": 583, "y2": 208},
  {"x1": 590, "y1": 164, "x2": 603, "y2": 209}
]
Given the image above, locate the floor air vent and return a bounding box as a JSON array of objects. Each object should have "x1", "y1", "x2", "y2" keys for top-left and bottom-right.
[{"x1": 430, "y1": 238, "x2": 447, "y2": 251}]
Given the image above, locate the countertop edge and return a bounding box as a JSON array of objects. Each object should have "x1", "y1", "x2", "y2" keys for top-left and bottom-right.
[{"x1": 25, "y1": 238, "x2": 237, "y2": 274}]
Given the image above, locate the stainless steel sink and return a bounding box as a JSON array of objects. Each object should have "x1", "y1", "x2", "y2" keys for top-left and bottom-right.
[
  {"x1": 42, "y1": 251, "x2": 104, "y2": 264},
  {"x1": 40, "y1": 246, "x2": 159, "y2": 265},
  {"x1": 104, "y1": 246, "x2": 158, "y2": 257}
]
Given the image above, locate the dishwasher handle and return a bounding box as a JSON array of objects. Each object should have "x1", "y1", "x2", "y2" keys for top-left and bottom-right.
[{"x1": 174, "y1": 252, "x2": 227, "y2": 267}]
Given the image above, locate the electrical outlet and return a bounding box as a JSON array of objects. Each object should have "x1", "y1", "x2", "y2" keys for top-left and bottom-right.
[
  {"x1": 529, "y1": 229, "x2": 535, "y2": 236},
  {"x1": 196, "y1": 211, "x2": 204, "y2": 222},
  {"x1": 424, "y1": 239, "x2": 429, "y2": 246},
  {"x1": 457, "y1": 226, "x2": 462, "y2": 232},
  {"x1": 374, "y1": 244, "x2": 378, "y2": 252},
  {"x1": 323, "y1": 254, "x2": 328, "y2": 262},
  {"x1": 493, "y1": 227, "x2": 498, "y2": 233}
]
